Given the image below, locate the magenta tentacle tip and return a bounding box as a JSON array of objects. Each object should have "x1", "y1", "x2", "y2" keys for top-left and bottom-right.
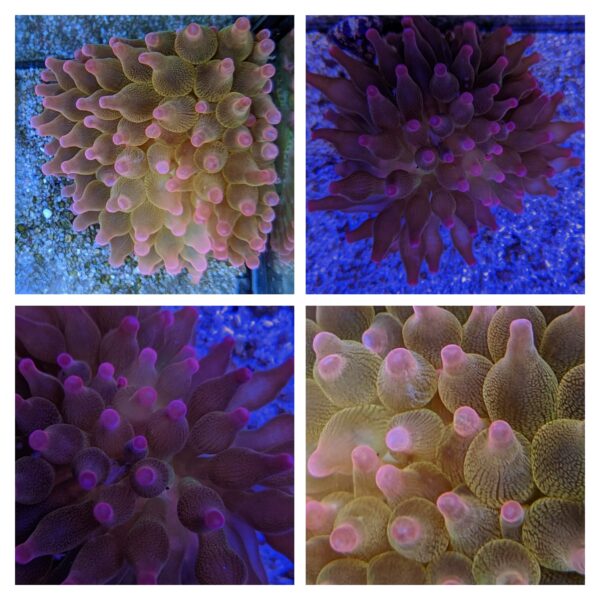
[
  {"x1": 204, "y1": 508, "x2": 226, "y2": 531},
  {"x1": 166, "y1": 399, "x2": 187, "y2": 421},
  {"x1": 330, "y1": 523, "x2": 361, "y2": 553},
  {"x1": 135, "y1": 465, "x2": 157, "y2": 486},
  {"x1": 64, "y1": 375, "x2": 84, "y2": 393},
  {"x1": 78, "y1": 470, "x2": 98, "y2": 491},
  {"x1": 501, "y1": 500, "x2": 525, "y2": 525},
  {"x1": 132, "y1": 435, "x2": 148, "y2": 452},
  {"x1": 93, "y1": 501, "x2": 114, "y2": 524},
  {"x1": 28, "y1": 429, "x2": 49, "y2": 452},
  {"x1": 15, "y1": 542, "x2": 34, "y2": 565},
  {"x1": 385, "y1": 426, "x2": 412, "y2": 453},
  {"x1": 391, "y1": 516, "x2": 421, "y2": 545},
  {"x1": 99, "y1": 408, "x2": 121, "y2": 431}
]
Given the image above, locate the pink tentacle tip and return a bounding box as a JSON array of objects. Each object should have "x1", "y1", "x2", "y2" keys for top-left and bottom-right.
[
  {"x1": 93, "y1": 501, "x2": 114, "y2": 524},
  {"x1": 185, "y1": 357, "x2": 200, "y2": 374},
  {"x1": 453, "y1": 406, "x2": 482, "y2": 438},
  {"x1": 155, "y1": 159, "x2": 170, "y2": 174},
  {"x1": 405, "y1": 119, "x2": 421, "y2": 133},
  {"x1": 222, "y1": 335, "x2": 236, "y2": 348},
  {"x1": 259, "y1": 39, "x2": 275, "y2": 54},
  {"x1": 330, "y1": 523, "x2": 361, "y2": 553},
  {"x1": 132, "y1": 435, "x2": 148, "y2": 452},
  {"x1": 441, "y1": 344, "x2": 464, "y2": 369},
  {"x1": 234, "y1": 17, "x2": 251, "y2": 32},
  {"x1": 15, "y1": 542, "x2": 34, "y2": 565},
  {"x1": 508, "y1": 318, "x2": 534, "y2": 352},
  {"x1": 78, "y1": 470, "x2": 98, "y2": 490},
  {"x1": 97, "y1": 362, "x2": 115, "y2": 379},
  {"x1": 307, "y1": 450, "x2": 331, "y2": 478},
  {"x1": 316, "y1": 353, "x2": 345, "y2": 380},
  {"x1": 139, "y1": 347, "x2": 158, "y2": 365},
  {"x1": 230, "y1": 407, "x2": 250, "y2": 427},
  {"x1": 436, "y1": 492, "x2": 467, "y2": 521},
  {"x1": 64, "y1": 375, "x2": 84, "y2": 393},
  {"x1": 28, "y1": 429, "x2": 49, "y2": 452},
  {"x1": 265, "y1": 109, "x2": 281, "y2": 125},
  {"x1": 153, "y1": 106, "x2": 168, "y2": 120},
  {"x1": 57, "y1": 352, "x2": 74, "y2": 368},
  {"x1": 138, "y1": 52, "x2": 158, "y2": 68},
  {"x1": 135, "y1": 386, "x2": 157, "y2": 407},
  {"x1": 120, "y1": 315, "x2": 140, "y2": 334},
  {"x1": 203, "y1": 508, "x2": 226, "y2": 531},
  {"x1": 501, "y1": 500, "x2": 525, "y2": 525},
  {"x1": 571, "y1": 547, "x2": 585, "y2": 575},
  {"x1": 19, "y1": 358, "x2": 37, "y2": 375},
  {"x1": 306, "y1": 500, "x2": 328, "y2": 529},
  {"x1": 385, "y1": 347, "x2": 416, "y2": 376},
  {"x1": 239, "y1": 200, "x2": 256, "y2": 216},
  {"x1": 488, "y1": 420, "x2": 514, "y2": 450},
  {"x1": 99, "y1": 408, "x2": 121, "y2": 431},
  {"x1": 117, "y1": 376, "x2": 128, "y2": 388},
  {"x1": 235, "y1": 367, "x2": 253, "y2": 383},
  {"x1": 385, "y1": 426, "x2": 412, "y2": 453},
  {"x1": 220, "y1": 58, "x2": 235, "y2": 75},
  {"x1": 391, "y1": 516, "x2": 421, "y2": 545},
  {"x1": 375, "y1": 464, "x2": 401, "y2": 494},
  {"x1": 135, "y1": 465, "x2": 157, "y2": 486},
  {"x1": 434, "y1": 63, "x2": 448, "y2": 77},
  {"x1": 351, "y1": 445, "x2": 378, "y2": 472},
  {"x1": 145, "y1": 123, "x2": 162, "y2": 138},
  {"x1": 166, "y1": 399, "x2": 187, "y2": 421},
  {"x1": 195, "y1": 100, "x2": 211, "y2": 114},
  {"x1": 186, "y1": 22, "x2": 202, "y2": 37}
]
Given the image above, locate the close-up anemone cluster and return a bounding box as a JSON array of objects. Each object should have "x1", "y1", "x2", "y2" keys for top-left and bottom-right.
[
  {"x1": 307, "y1": 306, "x2": 584, "y2": 585},
  {"x1": 15, "y1": 306, "x2": 294, "y2": 584},
  {"x1": 24, "y1": 15, "x2": 293, "y2": 290},
  {"x1": 306, "y1": 16, "x2": 584, "y2": 293}
]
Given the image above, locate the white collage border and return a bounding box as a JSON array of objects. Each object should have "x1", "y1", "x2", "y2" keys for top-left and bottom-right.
[{"x1": 1, "y1": 0, "x2": 597, "y2": 597}]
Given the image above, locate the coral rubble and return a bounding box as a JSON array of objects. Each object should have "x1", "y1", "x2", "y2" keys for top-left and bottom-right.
[
  {"x1": 16, "y1": 306, "x2": 294, "y2": 584},
  {"x1": 307, "y1": 306, "x2": 584, "y2": 584}
]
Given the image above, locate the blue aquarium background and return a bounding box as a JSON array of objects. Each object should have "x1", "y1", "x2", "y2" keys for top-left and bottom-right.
[
  {"x1": 15, "y1": 15, "x2": 293, "y2": 294},
  {"x1": 192, "y1": 305, "x2": 294, "y2": 584},
  {"x1": 306, "y1": 15, "x2": 584, "y2": 294}
]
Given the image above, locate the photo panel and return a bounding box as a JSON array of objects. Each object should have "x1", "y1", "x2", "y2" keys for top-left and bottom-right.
[
  {"x1": 17, "y1": 15, "x2": 294, "y2": 294},
  {"x1": 306, "y1": 306, "x2": 584, "y2": 584},
  {"x1": 15, "y1": 305, "x2": 294, "y2": 584},
  {"x1": 306, "y1": 16, "x2": 584, "y2": 293}
]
